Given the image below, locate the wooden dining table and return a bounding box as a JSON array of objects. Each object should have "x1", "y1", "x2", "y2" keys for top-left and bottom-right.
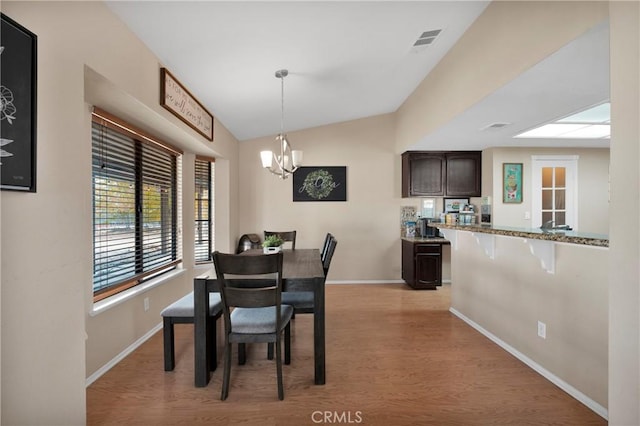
[{"x1": 193, "y1": 248, "x2": 326, "y2": 387}]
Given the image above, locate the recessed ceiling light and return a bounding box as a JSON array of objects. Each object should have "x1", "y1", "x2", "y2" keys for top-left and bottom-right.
[{"x1": 514, "y1": 102, "x2": 610, "y2": 139}]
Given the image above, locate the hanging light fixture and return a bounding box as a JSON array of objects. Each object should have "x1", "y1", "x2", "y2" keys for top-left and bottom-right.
[{"x1": 260, "y1": 69, "x2": 303, "y2": 179}]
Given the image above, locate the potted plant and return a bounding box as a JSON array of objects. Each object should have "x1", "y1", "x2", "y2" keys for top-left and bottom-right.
[{"x1": 262, "y1": 234, "x2": 284, "y2": 253}]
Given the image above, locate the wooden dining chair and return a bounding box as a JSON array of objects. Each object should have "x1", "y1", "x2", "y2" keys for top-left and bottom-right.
[
  {"x1": 321, "y1": 232, "x2": 333, "y2": 263},
  {"x1": 264, "y1": 230, "x2": 296, "y2": 250},
  {"x1": 268, "y1": 235, "x2": 337, "y2": 360},
  {"x1": 212, "y1": 251, "x2": 293, "y2": 401}
]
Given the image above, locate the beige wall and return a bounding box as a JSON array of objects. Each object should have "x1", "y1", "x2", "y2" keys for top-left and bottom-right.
[
  {"x1": 239, "y1": 114, "x2": 407, "y2": 282},
  {"x1": 0, "y1": 2, "x2": 239, "y2": 424},
  {"x1": 485, "y1": 147, "x2": 609, "y2": 234},
  {"x1": 608, "y1": 2, "x2": 640, "y2": 424},
  {"x1": 449, "y1": 231, "x2": 608, "y2": 408}
]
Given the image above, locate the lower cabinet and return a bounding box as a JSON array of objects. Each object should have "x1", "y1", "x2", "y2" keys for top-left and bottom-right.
[{"x1": 402, "y1": 239, "x2": 444, "y2": 289}]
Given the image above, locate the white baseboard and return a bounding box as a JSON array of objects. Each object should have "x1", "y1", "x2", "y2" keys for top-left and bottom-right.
[
  {"x1": 449, "y1": 307, "x2": 608, "y2": 420},
  {"x1": 86, "y1": 322, "x2": 163, "y2": 387}
]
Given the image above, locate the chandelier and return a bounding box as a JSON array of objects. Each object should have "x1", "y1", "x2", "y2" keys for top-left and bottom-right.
[{"x1": 260, "y1": 69, "x2": 303, "y2": 179}]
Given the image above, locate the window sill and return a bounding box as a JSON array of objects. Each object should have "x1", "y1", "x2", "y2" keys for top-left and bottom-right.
[{"x1": 90, "y1": 268, "x2": 186, "y2": 317}]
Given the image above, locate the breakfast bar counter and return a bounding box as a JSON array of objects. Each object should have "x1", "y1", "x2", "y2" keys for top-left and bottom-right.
[
  {"x1": 433, "y1": 223, "x2": 608, "y2": 247},
  {"x1": 430, "y1": 222, "x2": 609, "y2": 412}
]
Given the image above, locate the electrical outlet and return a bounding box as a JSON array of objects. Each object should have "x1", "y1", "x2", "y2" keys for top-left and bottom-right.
[
  {"x1": 524, "y1": 211, "x2": 531, "y2": 220},
  {"x1": 537, "y1": 321, "x2": 546, "y2": 339},
  {"x1": 144, "y1": 297, "x2": 150, "y2": 312}
]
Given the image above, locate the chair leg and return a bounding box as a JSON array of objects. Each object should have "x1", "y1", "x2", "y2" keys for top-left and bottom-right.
[
  {"x1": 267, "y1": 342, "x2": 274, "y2": 360},
  {"x1": 163, "y1": 318, "x2": 175, "y2": 371},
  {"x1": 284, "y1": 323, "x2": 291, "y2": 365},
  {"x1": 238, "y1": 343, "x2": 247, "y2": 365},
  {"x1": 276, "y1": 338, "x2": 284, "y2": 400},
  {"x1": 221, "y1": 340, "x2": 232, "y2": 401},
  {"x1": 207, "y1": 316, "x2": 218, "y2": 371}
]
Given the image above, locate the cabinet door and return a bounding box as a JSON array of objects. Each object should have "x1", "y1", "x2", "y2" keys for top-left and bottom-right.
[
  {"x1": 415, "y1": 253, "x2": 441, "y2": 287},
  {"x1": 402, "y1": 152, "x2": 445, "y2": 197},
  {"x1": 445, "y1": 152, "x2": 481, "y2": 196},
  {"x1": 401, "y1": 239, "x2": 415, "y2": 285}
]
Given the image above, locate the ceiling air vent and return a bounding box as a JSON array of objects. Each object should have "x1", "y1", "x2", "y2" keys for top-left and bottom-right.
[
  {"x1": 412, "y1": 29, "x2": 442, "y2": 47},
  {"x1": 481, "y1": 122, "x2": 511, "y2": 131}
]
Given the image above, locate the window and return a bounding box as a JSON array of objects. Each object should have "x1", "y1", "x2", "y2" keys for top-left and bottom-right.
[
  {"x1": 92, "y1": 108, "x2": 183, "y2": 302},
  {"x1": 195, "y1": 157, "x2": 214, "y2": 263}
]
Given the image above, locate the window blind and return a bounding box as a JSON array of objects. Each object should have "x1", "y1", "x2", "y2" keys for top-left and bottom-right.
[
  {"x1": 194, "y1": 157, "x2": 214, "y2": 263},
  {"x1": 92, "y1": 112, "x2": 181, "y2": 301}
]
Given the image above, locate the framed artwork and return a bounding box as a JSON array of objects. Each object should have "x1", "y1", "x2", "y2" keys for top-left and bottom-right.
[
  {"x1": 160, "y1": 67, "x2": 214, "y2": 141},
  {"x1": 444, "y1": 198, "x2": 469, "y2": 213},
  {"x1": 503, "y1": 163, "x2": 523, "y2": 203},
  {"x1": 293, "y1": 167, "x2": 347, "y2": 202},
  {"x1": 1, "y1": 13, "x2": 37, "y2": 192}
]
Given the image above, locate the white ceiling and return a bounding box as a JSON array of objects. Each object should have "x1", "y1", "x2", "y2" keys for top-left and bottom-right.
[{"x1": 105, "y1": 1, "x2": 610, "y2": 150}]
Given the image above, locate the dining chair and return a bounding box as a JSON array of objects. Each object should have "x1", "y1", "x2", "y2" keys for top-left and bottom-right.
[
  {"x1": 268, "y1": 235, "x2": 337, "y2": 360},
  {"x1": 264, "y1": 230, "x2": 296, "y2": 250},
  {"x1": 212, "y1": 250, "x2": 293, "y2": 401},
  {"x1": 322, "y1": 236, "x2": 338, "y2": 277},
  {"x1": 321, "y1": 232, "x2": 333, "y2": 263}
]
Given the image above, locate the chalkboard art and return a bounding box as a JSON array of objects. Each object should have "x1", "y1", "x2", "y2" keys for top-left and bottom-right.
[
  {"x1": 293, "y1": 167, "x2": 347, "y2": 202},
  {"x1": 1, "y1": 14, "x2": 37, "y2": 192}
]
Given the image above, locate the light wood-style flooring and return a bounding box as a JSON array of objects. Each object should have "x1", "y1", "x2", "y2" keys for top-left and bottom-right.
[{"x1": 87, "y1": 284, "x2": 606, "y2": 425}]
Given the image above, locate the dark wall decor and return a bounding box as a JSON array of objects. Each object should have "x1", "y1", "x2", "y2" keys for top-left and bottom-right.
[
  {"x1": 293, "y1": 167, "x2": 347, "y2": 202},
  {"x1": 160, "y1": 68, "x2": 214, "y2": 141},
  {"x1": 1, "y1": 13, "x2": 37, "y2": 192}
]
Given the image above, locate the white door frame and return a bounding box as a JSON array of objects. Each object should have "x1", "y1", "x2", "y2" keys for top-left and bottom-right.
[{"x1": 531, "y1": 155, "x2": 579, "y2": 230}]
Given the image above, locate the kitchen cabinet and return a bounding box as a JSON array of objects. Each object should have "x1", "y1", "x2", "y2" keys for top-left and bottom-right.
[
  {"x1": 402, "y1": 151, "x2": 481, "y2": 197},
  {"x1": 401, "y1": 152, "x2": 445, "y2": 196},
  {"x1": 402, "y1": 238, "x2": 448, "y2": 289}
]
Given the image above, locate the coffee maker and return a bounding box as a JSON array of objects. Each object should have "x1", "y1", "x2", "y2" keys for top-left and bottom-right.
[{"x1": 417, "y1": 217, "x2": 438, "y2": 237}]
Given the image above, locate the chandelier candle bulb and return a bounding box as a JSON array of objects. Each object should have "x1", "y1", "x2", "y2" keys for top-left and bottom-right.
[
  {"x1": 261, "y1": 150, "x2": 273, "y2": 168},
  {"x1": 292, "y1": 150, "x2": 303, "y2": 167}
]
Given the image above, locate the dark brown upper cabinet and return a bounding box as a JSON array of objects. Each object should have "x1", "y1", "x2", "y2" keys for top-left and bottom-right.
[{"x1": 402, "y1": 151, "x2": 482, "y2": 198}]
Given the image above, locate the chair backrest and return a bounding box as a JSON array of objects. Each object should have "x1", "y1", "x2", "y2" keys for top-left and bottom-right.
[
  {"x1": 212, "y1": 251, "x2": 284, "y2": 322},
  {"x1": 321, "y1": 233, "x2": 333, "y2": 263},
  {"x1": 323, "y1": 237, "x2": 337, "y2": 277},
  {"x1": 264, "y1": 230, "x2": 297, "y2": 250}
]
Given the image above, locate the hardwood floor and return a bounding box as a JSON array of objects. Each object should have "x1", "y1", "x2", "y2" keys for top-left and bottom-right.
[{"x1": 87, "y1": 284, "x2": 606, "y2": 425}]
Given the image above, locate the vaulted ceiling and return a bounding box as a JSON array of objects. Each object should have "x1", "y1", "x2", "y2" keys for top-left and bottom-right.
[{"x1": 105, "y1": 1, "x2": 609, "y2": 150}]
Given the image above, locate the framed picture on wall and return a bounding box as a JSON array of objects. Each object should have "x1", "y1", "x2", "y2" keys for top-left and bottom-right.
[
  {"x1": 1, "y1": 13, "x2": 38, "y2": 192},
  {"x1": 503, "y1": 163, "x2": 523, "y2": 203},
  {"x1": 444, "y1": 198, "x2": 469, "y2": 213},
  {"x1": 293, "y1": 167, "x2": 347, "y2": 202}
]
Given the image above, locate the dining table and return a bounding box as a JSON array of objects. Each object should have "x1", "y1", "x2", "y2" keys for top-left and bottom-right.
[{"x1": 193, "y1": 248, "x2": 326, "y2": 387}]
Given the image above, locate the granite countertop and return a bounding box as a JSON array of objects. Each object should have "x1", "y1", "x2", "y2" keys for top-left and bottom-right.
[
  {"x1": 401, "y1": 236, "x2": 451, "y2": 244},
  {"x1": 433, "y1": 223, "x2": 608, "y2": 248}
]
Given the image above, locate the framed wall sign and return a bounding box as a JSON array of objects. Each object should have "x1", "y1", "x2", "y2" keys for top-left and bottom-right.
[
  {"x1": 503, "y1": 163, "x2": 523, "y2": 203},
  {"x1": 160, "y1": 67, "x2": 214, "y2": 141},
  {"x1": 1, "y1": 13, "x2": 37, "y2": 192},
  {"x1": 444, "y1": 198, "x2": 469, "y2": 213},
  {"x1": 293, "y1": 167, "x2": 347, "y2": 202}
]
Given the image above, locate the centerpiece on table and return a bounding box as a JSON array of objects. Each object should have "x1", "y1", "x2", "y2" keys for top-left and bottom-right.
[{"x1": 262, "y1": 235, "x2": 285, "y2": 254}]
